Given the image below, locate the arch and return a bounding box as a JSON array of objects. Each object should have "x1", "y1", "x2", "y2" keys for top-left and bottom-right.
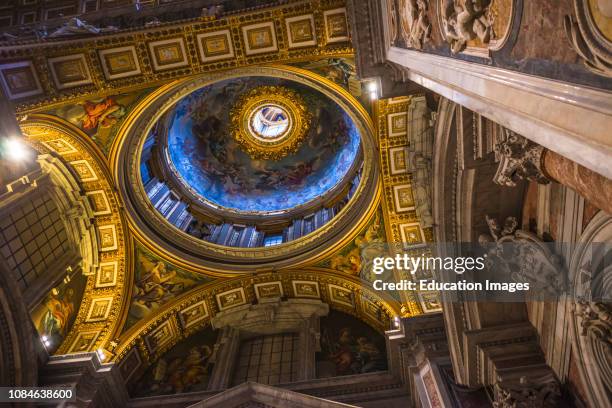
[
  {"x1": 19, "y1": 116, "x2": 133, "y2": 356},
  {"x1": 431, "y1": 97, "x2": 531, "y2": 386},
  {"x1": 568, "y1": 211, "x2": 612, "y2": 408},
  {"x1": 111, "y1": 268, "x2": 401, "y2": 383},
  {"x1": 0, "y1": 260, "x2": 38, "y2": 387}
]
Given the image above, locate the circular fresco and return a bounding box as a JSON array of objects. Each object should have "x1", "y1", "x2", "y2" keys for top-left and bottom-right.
[{"x1": 165, "y1": 76, "x2": 362, "y2": 213}]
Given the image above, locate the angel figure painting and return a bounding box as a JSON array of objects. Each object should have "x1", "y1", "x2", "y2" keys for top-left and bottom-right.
[
  {"x1": 126, "y1": 248, "x2": 211, "y2": 329},
  {"x1": 47, "y1": 89, "x2": 153, "y2": 153},
  {"x1": 131, "y1": 327, "x2": 218, "y2": 397},
  {"x1": 327, "y1": 211, "x2": 387, "y2": 281}
]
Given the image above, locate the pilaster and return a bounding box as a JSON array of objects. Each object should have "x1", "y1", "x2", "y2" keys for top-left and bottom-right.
[{"x1": 39, "y1": 352, "x2": 129, "y2": 407}]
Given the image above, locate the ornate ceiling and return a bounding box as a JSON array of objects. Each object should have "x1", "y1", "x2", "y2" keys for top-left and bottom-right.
[{"x1": 9, "y1": 0, "x2": 436, "y2": 392}]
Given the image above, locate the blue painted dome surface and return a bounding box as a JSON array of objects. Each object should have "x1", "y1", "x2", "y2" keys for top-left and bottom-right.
[{"x1": 166, "y1": 77, "x2": 361, "y2": 213}]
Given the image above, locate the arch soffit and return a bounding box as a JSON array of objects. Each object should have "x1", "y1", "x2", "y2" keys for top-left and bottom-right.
[
  {"x1": 19, "y1": 115, "x2": 134, "y2": 355},
  {"x1": 568, "y1": 211, "x2": 612, "y2": 408}
]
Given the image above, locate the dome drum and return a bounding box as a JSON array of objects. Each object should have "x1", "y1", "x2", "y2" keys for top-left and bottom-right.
[{"x1": 114, "y1": 66, "x2": 379, "y2": 271}]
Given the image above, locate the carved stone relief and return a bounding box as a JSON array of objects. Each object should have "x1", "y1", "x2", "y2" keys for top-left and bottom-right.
[
  {"x1": 437, "y1": 0, "x2": 514, "y2": 56},
  {"x1": 493, "y1": 374, "x2": 562, "y2": 408},
  {"x1": 441, "y1": 0, "x2": 495, "y2": 53},
  {"x1": 564, "y1": 0, "x2": 612, "y2": 77},
  {"x1": 568, "y1": 212, "x2": 612, "y2": 407},
  {"x1": 480, "y1": 215, "x2": 567, "y2": 296},
  {"x1": 574, "y1": 301, "x2": 612, "y2": 345},
  {"x1": 399, "y1": 0, "x2": 432, "y2": 49}
]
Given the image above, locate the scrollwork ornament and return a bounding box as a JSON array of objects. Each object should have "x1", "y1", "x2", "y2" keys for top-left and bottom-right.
[
  {"x1": 574, "y1": 300, "x2": 612, "y2": 346},
  {"x1": 479, "y1": 215, "x2": 567, "y2": 297},
  {"x1": 493, "y1": 375, "x2": 562, "y2": 408},
  {"x1": 564, "y1": 1, "x2": 612, "y2": 78}
]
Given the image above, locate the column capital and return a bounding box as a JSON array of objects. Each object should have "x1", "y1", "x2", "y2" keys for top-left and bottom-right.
[{"x1": 493, "y1": 131, "x2": 550, "y2": 187}]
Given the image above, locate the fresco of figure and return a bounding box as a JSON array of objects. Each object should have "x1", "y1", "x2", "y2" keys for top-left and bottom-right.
[{"x1": 317, "y1": 311, "x2": 388, "y2": 377}]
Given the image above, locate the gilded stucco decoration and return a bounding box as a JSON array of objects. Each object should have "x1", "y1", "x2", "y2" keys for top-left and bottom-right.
[
  {"x1": 125, "y1": 244, "x2": 215, "y2": 331},
  {"x1": 375, "y1": 96, "x2": 439, "y2": 316},
  {"x1": 229, "y1": 85, "x2": 313, "y2": 160},
  {"x1": 322, "y1": 209, "x2": 387, "y2": 280},
  {"x1": 111, "y1": 268, "x2": 400, "y2": 384},
  {"x1": 19, "y1": 116, "x2": 131, "y2": 357},
  {"x1": 0, "y1": 0, "x2": 354, "y2": 113},
  {"x1": 110, "y1": 65, "x2": 380, "y2": 273}
]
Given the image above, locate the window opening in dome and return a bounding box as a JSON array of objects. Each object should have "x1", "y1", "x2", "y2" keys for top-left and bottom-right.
[
  {"x1": 264, "y1": 234, "x2": 283, "y2": 247},
  {"x1": 250, "y1": 105, "x2": 290, "y2": 139}
]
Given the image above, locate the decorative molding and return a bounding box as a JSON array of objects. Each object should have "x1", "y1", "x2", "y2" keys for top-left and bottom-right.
[
  {"x1": 229, "y1": 85, "x2": 312, "y2": 160},
  {"x1": 20, "y1": 117, "x2": 130, "y2": 357},
  {"x1": 493, "y1": 374, "x2": 561, "y2": 408},
  {"x1": 376, "y1": 96, "x2": 434, "y2": 314},
  {"x1": 568, "y1": 212, "x2": 612, "y2": 408},
  {"x1": 111, "y1": 66, "x2": 380, "y2": 273},
  {"x1": 386, "y1": 46, "x2": 612, "y2": 180},
  {"x1": 111, "y1": 268, "x2": 400, "y2": 384},
  {"x1": 0, "y1": 0, "x2": 354, "y2": 112},
  {"x1": 0, "y1": 60, "x2": 43, "y2": 100}
]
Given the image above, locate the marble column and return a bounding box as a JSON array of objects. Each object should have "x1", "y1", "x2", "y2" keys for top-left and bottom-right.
[
  {"x1": 542, "y1": 150, "x2": 612, "y2": 215},
  {"x1": 207, "y1": 327, "x2": 241, "y2": 390}
]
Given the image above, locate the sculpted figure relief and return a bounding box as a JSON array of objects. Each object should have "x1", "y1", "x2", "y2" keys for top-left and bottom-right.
[
  {"x1": 574, "y1": 301, "x2": 612, "y2": 345},
  {"x1": 442, "y1": 0, "x2": 495, "y2": 54},
  {"x1": 400, "y1": 0, "x2": 431, "y2": 49},
  {"x1": 479, "y1": 215, "x2": 566, "y2": 297},
  {"x1": 493, "y1": 374, "x2": 561, "y2": 408}
]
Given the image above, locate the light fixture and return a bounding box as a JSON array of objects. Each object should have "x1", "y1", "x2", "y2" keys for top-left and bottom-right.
[
  {"x1": 96, "y1": 348, "x2": 106, "y2": 361},
  {"x1": 367, "y1": 80, "x2": 379, "y2": 100},
  {"x1": 393, "y1": 316, "x2": 400, "y2": 328},
  {"x1": 2, "y1": 137, "x2": 30, "y2": 161},
  {"x1": 41, "y1": 335, "x2": 51, "y2": 348}
]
